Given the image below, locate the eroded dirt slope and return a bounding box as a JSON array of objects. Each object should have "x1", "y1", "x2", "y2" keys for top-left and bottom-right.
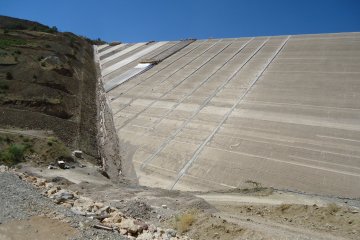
[{"x1": 0, "y1": 15, "x2": 100, "y2": 159}]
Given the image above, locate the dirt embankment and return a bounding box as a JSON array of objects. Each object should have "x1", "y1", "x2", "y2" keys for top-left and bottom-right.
[{"x1": 0, "y1": 16, "x2": 100, "y2": 160}]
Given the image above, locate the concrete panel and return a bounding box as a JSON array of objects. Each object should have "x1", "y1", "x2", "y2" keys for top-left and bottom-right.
[
  {"x1": 99, "y1": 43, "x2": 127, "y2": 57},
  {"x1": 100, "y1": 42, "x2": 147, "y2": 66},
  {"x1": 102, "y1": 42, "x2": 168, "y2": 77}
]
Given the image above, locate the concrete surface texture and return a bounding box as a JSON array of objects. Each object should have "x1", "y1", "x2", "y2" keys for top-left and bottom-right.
[{"x1": 94, "y1": 32, "x2": 360, "y2": 198}]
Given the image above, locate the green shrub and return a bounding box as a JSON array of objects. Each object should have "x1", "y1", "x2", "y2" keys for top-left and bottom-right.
[
  {"x1": 0, "y1": 81, "x2": 9, "y2": 90},
  {"x1": 30, "y1": 26, "x2": 38, "y2": 31},
  {"x1": 44, "y1": 26, "x2": 58, "y2": 34},
  {"x1": 0, "y1": 39, "x2": 27, "y2": 49},
  {"x1": 0, "y1": 144, "x2": 26, "y2": 166},
  {"x1": 6, "y1": 72, "x2": 13, "y2": 80}
]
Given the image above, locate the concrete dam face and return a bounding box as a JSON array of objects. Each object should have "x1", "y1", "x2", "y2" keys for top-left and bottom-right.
[{"x1": 95, "y1": 33, "x2": 360, "y2": 198}]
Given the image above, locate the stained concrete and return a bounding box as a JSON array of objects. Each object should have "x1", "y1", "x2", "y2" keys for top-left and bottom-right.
[{"x1": 95, "y1": 33, "x2": 360, "y2": 198}]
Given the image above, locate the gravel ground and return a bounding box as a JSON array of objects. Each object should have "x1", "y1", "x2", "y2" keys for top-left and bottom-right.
[{"x1": 0, "y1": 172, "x2": 126, "y2": 240}]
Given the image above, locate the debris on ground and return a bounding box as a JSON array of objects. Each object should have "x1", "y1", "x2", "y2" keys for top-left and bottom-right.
[{"x1": 1, "y1": 166, "x2": 191, "y2": 239}]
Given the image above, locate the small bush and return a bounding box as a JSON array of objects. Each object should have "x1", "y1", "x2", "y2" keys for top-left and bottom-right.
[
  {"x1": 47, "y1": 136, "x2": 57, "y2": 142},
  {"x1": 8, "y1": 144, "x2": 25, "y2": 161},
  {"x1": 0, "y1": 144, "x2": 26, "y2": 166},
  {"x1": 245, "y1": 180, "x2": 261, "y2": 188},
  {"x1": 4, "y1": 29, "x2": 9, "y2": 34},
  {"x1": 278, "y1": 204, "x2": 291, "y2": 213},
  {"x1": 327, "y1": 203, "x2": 340, "y2": 214},
  {"x1": 14, "y1": 50, "x2": 21, "y2": 55},
  {"x1": 45, "y1": 44, "x2": 51, "y2": 48},
  {"x1": 37, "y1": 56, "x2": 44, "y2": 61},
  {"x1": 6, "y1": 72, "x2": 13, "y2": 80},
  {"x1": 175, "y1": 213, "x2": 195, "y2": 233},
  {"x1": 47, "y1": 136, "x2": 58, "y2": 146},
  {"x1": 0, "y1": 81, "x2": 9, "y2": 90},
  {"x1": 45, "y1": 26, "x2": 58, "y2": 34},
  {"x1": 30, "y1": 26, "x2": 38, "y2": 31}
]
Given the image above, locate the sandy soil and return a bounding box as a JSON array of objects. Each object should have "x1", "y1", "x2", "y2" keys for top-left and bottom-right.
[{"x1": 0, "y1": 216, "x2": 79, "y2": 240}]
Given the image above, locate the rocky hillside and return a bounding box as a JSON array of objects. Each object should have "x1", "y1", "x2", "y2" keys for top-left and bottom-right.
[{"x1": 0, "y1": 16, "x2": 101, "y2": 160}]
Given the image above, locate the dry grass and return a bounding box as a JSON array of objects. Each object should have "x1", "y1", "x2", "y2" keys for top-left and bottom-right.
[
  {"x1": 278, "y1": 204, "x2": 292, "y2": 213},
  {"x1": 326, "y1": 203, "x2": 340, "y2": 214},
  {"x1": 175, "y1": 212, "x2": 196, "y2": 233}
]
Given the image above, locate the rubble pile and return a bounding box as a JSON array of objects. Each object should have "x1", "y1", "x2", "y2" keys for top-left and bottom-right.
[{"x1": 1, "y1": 166, "x2": 189, "y2": 240}]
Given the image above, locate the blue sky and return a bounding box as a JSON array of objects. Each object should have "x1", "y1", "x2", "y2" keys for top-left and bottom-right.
[{"x1": 1, "y1": 0, "x2": 359, "y2": 42}]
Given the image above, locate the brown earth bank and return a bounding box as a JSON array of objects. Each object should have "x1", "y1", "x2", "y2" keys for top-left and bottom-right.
[{"x1": 0, "y1": 15, "x2": 102, "y2": 159}]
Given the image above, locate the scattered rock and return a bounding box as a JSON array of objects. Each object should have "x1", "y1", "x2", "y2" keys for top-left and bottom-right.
[
  {"x1": 165, "y1": 228, "x2": 177, "y2": 237},
  {"x1": 120, "y1": 218, "x2": 144, "y2": 236},
  {"x1": 0, "y1": 165, "x2": 9, "y2": 172},
  {"x1": 48, "y1": 164, "x2": 57, "y2": 170},
  {"x1": 123, "y1": 200, "x2": 152, "y2": 220},
  {"x1": 47, "y1": 187, "x2": 59, "y2": 195},
  {"x1": 137, "y1": 231, "x2": 153, "y2": 240},
  {"x1": 71, "y1": 207, "x2": 87, "y2": 216},
  {"x1": 52, "y1": 189, "x2": 75, "y2": 204},
  {"x1": 73, "y1": 197, "x2": 95, "y2": 212},
  {"x1": 45, "y1": 182, "x2": 55, "y2": 189},
  {"x1": 93, "y1": 224, "x2": 114, "y2": 231},
  {"x1": 34, "y1": 178, "x2": 46, "y2": 187},
  {"x1": 134, "y1": 219, "x2": 148, "y2": 231},
  {"x1": 41, "y1": 55, "x2": 61, "y2": 68},
  {"x1": 96, "y1": 206, "x2": 110, "y2": 215},
  {"x1": 94, "y1": 202, "x2": 105, "y2": 209},
  {"x1": 62, "y1": 202, "x2": 73, "y2": 208},
  {"x1": 119, "y1": 228, "x2": 127, "y2": 235}
]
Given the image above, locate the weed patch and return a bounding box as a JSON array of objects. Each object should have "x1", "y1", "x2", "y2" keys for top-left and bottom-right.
[
  {"x1": 0, "y1": 39, "x2": 27, "y2": 49},
  {"x1": 175, "y1": 212, "x2": 196, "y2": 233},
  {"x1": 0, "y1": 143, "x2": 26, "y2": 166}
]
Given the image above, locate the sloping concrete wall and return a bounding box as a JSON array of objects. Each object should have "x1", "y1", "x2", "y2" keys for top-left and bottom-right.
[{"x1": 95, "y1": 33, "x2": 360, "y2": 198}]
